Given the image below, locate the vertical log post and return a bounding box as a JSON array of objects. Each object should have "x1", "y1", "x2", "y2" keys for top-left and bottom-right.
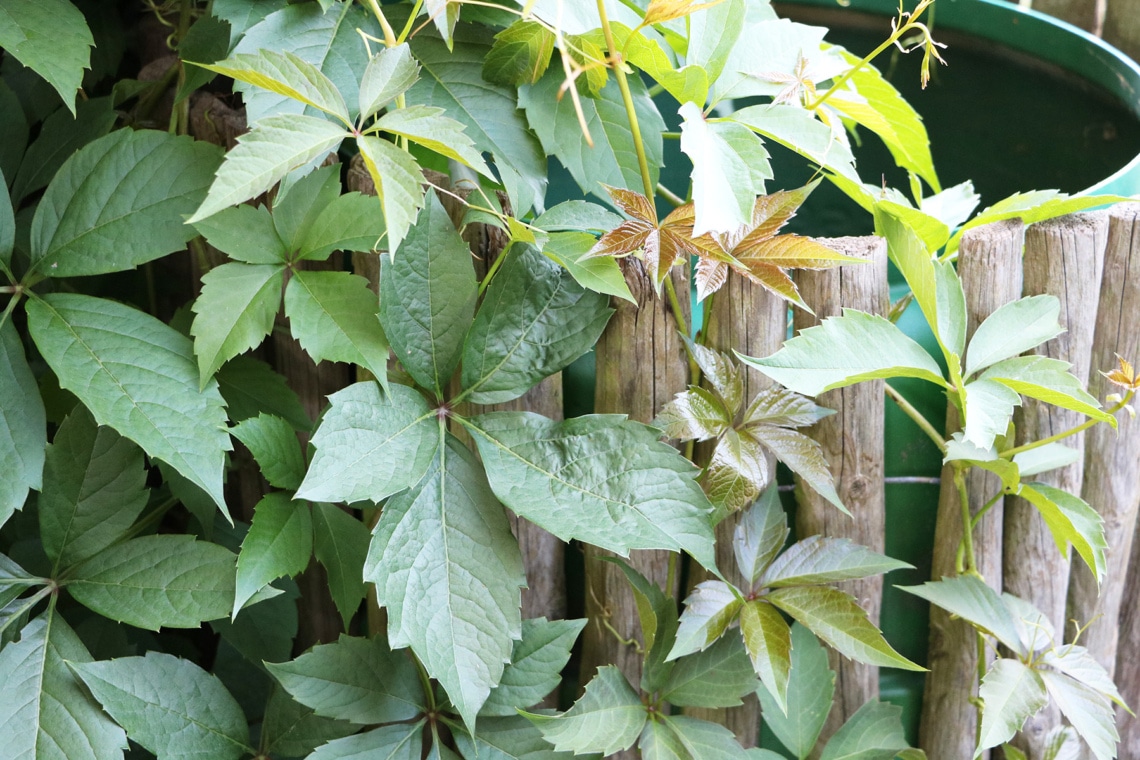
[
  {"x1": 685, "y1": 272, "x2": 787, "y2": 747},
  {"x1": 1003, "y1": 212, "x2": 1108, "y2": 758},
  {"x1": 1105, "y1": 0, "x2": 1140, "y2": 63},
  {"x1": 582, "y1": 264, "x2": 690, "y2": 747},
  {"x1": 1030, "y1": 0, "x2": 1105, "y2": 34},
  {"x1": 920, "y1": 219, "x2": 1025, "y2": 760},
  {"x1": 794, "y1": 237, "x2": 890, "y2": 753}
]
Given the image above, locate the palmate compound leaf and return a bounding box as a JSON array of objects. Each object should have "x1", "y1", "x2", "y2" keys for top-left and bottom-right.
[
  {"x1": 284, "y1": 269, "x2": 390, "y2": 385},
  {"x1": 295, "y1": 381, "x2": 438, "y2": 505},
  {"x1": 965, "y1": 295, "x2": 1064, "y2": 377},
  {"x1": 379, "y1": 192, "x2": 476, "y2": 394},
  {"x1": 72, "y1": 652, "x2": 251, "y2": 760},
  {"x1": 453, "y1": 714, "x2": 584, "y2": 760},
  {"x1": 523, "y1": 666, "x2": 647, "y2": 755},
  {"x1": 0, "y1": 611, "x2": 127, "y2": 760},
  {"x1": 359, "y1": 44, "x2": 420, "y2": 122},
  {"x1": 0, "y1": 0, "x2": 94, "y2": 111},
  {"x1": 482, "y1": 20, "x2": 555, "y2": 87},
  {"x1": 640, "y1": 715, "x2": 755, "y2": 760},
  {"x1": 897, "y1": 575, "x2": 1024, "y2": 655},
  {"x1": 655, "y1": 386, "x2": 734, "y2": 442},
  {"x1": 760, "y1": 536, "x2": 911, "y2": 588},
  {"x1": 189, "y1": 114, "x2": 347, "y2": 224},
  {"x1": 30, "y1": 129, "x2": 222, "y2": 277},
  {"x1": 669, "y1": 580, "x2": 743, "y2": 660},
  {"x1": 1040, "y1": 670, "x2": 1120, "y2": 760},
  {"x1": 233, "y1": 493, "x2": 313, "y2": 616},
  {"x1": 26, "y1": 293, "x2": 231, "y2": 510},
  {"x1": 66, "y1": 534, "x2": 236, "y2": 630},
  {"x1": 0, "y1": 320, "x2": 45, "y2": 528},
  {"x1": 374, "y1": 105, "x2": 492, "y2": 178},
  {"x1": 976, "y1": 659, "x2": 1049, "y2": 756},
  {"x1": 364, "y1": 435, "x2": 524, "y2": 730},
  {"x1": 461, "y1": 244, "x2": 613, "y2": 405},
  {"x1": 981, "y1": 356, "x2": 1114, "y2": 425},
  {"x1": 819, "y1": 699, "x2": 913, "y2": 760},
  {"x1": 757, "y1": 623, "x2": 835, "y2": 758},
  {"x1": 39, "y1": 405, "x2": 149, "y2": 574},
  {"x1": 738, "y1": 308, "x2": 947, "y2": 397},
  {"x1": 749, "y1": 425, "x2": 846, "y2": 514},
  {"x1": 703, "y1": 428, "x2": 770, "y2": 516},
  {"x1": 481, "y1": 618, "x2": 588, "y2": 716},
  {"x1": 661, "y1": 634, "x2": 758, "y2": 709},
  {"x1": 767, "y1": 585, "x2": 923, "y2": 672},
  {"x1": 266, "y1": 634, "x2": 424, "y2": 725},
  {"x1": 466, "y1": 412, "x2": 717, "y2": 570}
]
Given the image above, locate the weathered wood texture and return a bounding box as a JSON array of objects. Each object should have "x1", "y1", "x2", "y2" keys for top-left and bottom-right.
[
  {"x1": 1104, "y1": 0, "x2": 1140, "y2": 62},
  {"x1": 582, "y1": 263, "x2": 690, "y2": 755},
  {"x1": 1003, "y1": 213, "x2": 1108, "y2": 758},
  {"x1": 685, "y1": 271, "x2": 787, "y2": 746},
  {"x1": 1030, "y1": 0, "x2": 1105, "y2": 33},
  {"x1": 793, "y1": 237, "x2": 890, "y2": 754},
  {"x1": 920, "y1": 219, "x2": 1025, "y2": 760}
]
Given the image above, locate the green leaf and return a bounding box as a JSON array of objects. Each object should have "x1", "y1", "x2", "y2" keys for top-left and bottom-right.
[
  {"x1": 965, "y1": 295, "x2": 1063, "y2": 377},
  {"x1": 743, "y1": 387, "x2": 832, "y2": 429},
  {"x1": 191, "y1": 262, "x2": 285, "y2": 385},
  {"x1": 72, "y1": 651, "x2": 251, "y2": 760},
  {"x1": 379, "y1": 192, "x2": 475, "y2": 393},
  {"x1": 669, "y1": 580, "x2": 742, "y2": 664},
  {"x1": 662, "y1": 634, "x2": 757, "y2": 708},
  {"x1": 261, "y1": 687, "x2": 357, "y2": 758},
  {"x1": 655, "y1": 715, "x2": 754, "y2": 760},
  {"x1": 366, "y1": 436, "x2": 524, "y2": 729},
  {"x1": 733, "y1": 487, "x2": 790, "y2": 587},
  {"x1": 829, "y1": 48, "x2": 939, "y2": 192},
  {"x1": 897, "y1": 576, "x2": 1023, "y2": 655},
  {"x1": 312, "y1": 503, "x2": 371, "y2": 629},
  {"x1": 39, "y1": 405, "x2": 148, "y2": 573},
  {"x1": 740, "y1": 599, "x2": 793, "y2": 713},
  {"x1": 216, "y1": 356, "x2": 311, "y2": 431},
  {"x1": 702, "y1": 431, "x2": 764, "y2": 518},
  {"x1": 296, "y1": 381, "x2": 438, "y2": 504},
  {"x1": 30, "y1": 129, "x2": 221, "y2": 277},
  {"x1": 359, "y1": 44, "x2": 420, "y2": 120},
  {"x1": 934, "y1": 259, "x2": 967, "y2": 360},
  {"x1": 0, "y1": 611, "x2": 127, "y2": 759},
  {"x1": 687, "y1": 0, "x2": 747, "y2": 85},
  {"x1": 357, "y1": 135, "x2": 427, "y2": 255},
  {"x1": 540, "y1": 230, "x2": 635, "y2": 303},
  {"x1": 0, "y1": 170, "x2": 12, "y2": 271},
  {"x1": 0, "y1": 0, "x2": 93, "y2": 110},
  {"x1": 298, "y1": 191, "x2": 387, "y2": 261},
  {"x1": 524, "y1": 666, "x2": 646, "y2": 755},
  {"x1": 455, "y1": 714, "x2": 582, "y2": 760},
  {"x1": 176, "y1": 13, "x2": 230, "y2": 102},
  {"x1": 467, "y1": 412, "x2": 717, "y2": 569},
  {"x1": 820, "y1": 699, "x2": 911, "y2": 760},
  {"x1": 767, "y1": 585, "x2": 923, "y2": 671},
  {"x1": 762, "y1": 537, "x2": 910, "y2": 588},
  {"x1": 193, "y1": 204, "x2": 288, "y2": 264},
  {"x1": 534, "y1": 201, "x2": 622, "y2": 232},
  {"x1": 267, "y1": 634, "x2": 424, "y2": 724},
  {"x1": 233, "y1": 2, "x2": 371, "y2": 123},
  {"x1": 656, "y1": 387, "x2": 733, "y2": 442},
  {"x1": 739, "y1": 309, "x2": 947, "y2": 397},
  {"x1": 1040, "y1": 671, "x2": 1118, "y2": 760},
  {"x1": 481, "y1": 618, "x2": 587, "y2": 716},
  {"x1": 234, "y1": 493, "x2": 312, "y2": 616},
  {"x1": 758, "y1": 623, "x2": 835, "y2": 759},
  {"x1": 1038, "y1": 645, "x2": 1126, "y2": 709},
  {"x1": 680, "y1": 102, "x2": 771, "y2": 235},
  {"x1": 981, "y1": 356, "x2": 1112, "y2": 424},
  {"x1": 874, "y1": 201, "x2": 950, "y2": 255},
  {"x1": 520, "y1": 69, "x2": 664, "y2": 198},
  {"x1": 462, "y1": 245, "x2": 611, "y2": 404},
  {"x1": 483, "y1": 20, "x2": 554, "y2": 86},
  {"x1": 0, "y1": 320, "x2": 45, "y2": 527},
  {"x1": 730, "y1": 104, "x2": 860, "y2": 186},
  {"x1": 962, "y1": 379, "x2": 1021, "y2": 452},
  {"x1": 190, "y1": 114, "x2": 347, "y2": 223},
  {"x1": 10, "y1": 96, "x2": 116, "y2": 206},
  {"x1": 1012, "y1": 443, "x2": 1080, "y2": 478},
  {"x1": 409, "y1": 29, "x2": 546, "y2": 214},
  {"x1": 284, "y1": 269, "x2": 390, "y2": 384},
  {"x1": 375, "y1": 104, "x2": 492, "y2": 177},
  {"x1": 607, "y1": 557, "x2": 678, "y2": 693},
  {"x1": 310, "y1": 722, "x2": 425, "y2": 760},
  {"x1": 975, "y1": 659, "x2": 1048, "y2": 756},
  {"x1": 750, "y1": 425, "x2": 846, "y2": 514},
  {"x1": 212, "y1": 580, "x2": 298, "y2": 665},
  {"x1": 1016, "y1": 482, "x2": 1108, "y2": 586},
  {"x1": 26, "y1": 293, "x2": 232, "y2": 510},
  {"x1": 68, "y1": 535, "x2": 236, "y2": 630},
  {"x1": 197, "y1": 49, "x2": 352, "y2": 124},
  {"x1": 231, "y1": 413, "x2": 306, "y2": 491},
  {"x1": 271, "y1": 162, "x2": 341, "y2": 253}
]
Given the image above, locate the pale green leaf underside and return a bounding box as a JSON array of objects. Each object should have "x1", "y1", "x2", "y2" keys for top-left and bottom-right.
[
  {"x1": 976, "y1": 659, "x2": 1048, "y2": 756},
  {"x1": 26, "y1": 293, "x2": 231, "y2": 510},
  {"x1": 481, "y1": 617, "x2": 588, "y2": 716},
  {"x1": 524, "y1": 666, "x2": 646, "y2": 755},
  {"x1": 966, "y1": 295, "x2": 1063, "y2": 377}
]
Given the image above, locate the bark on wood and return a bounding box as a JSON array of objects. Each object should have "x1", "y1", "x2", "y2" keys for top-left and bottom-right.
[
  {"x1": 1003, "y1": 213, "x2": 1107, "y2": 759},
  {"x1": 1105, "y1": 0, "x2": 1140, "y2": 62},
  {"x1": 1031, "y1": 0, "x2": 1105, "y2": 34},
  {"x1": 793, "y1": 237, "x2": 890, "y2": 754},
  {"x1": 685, "y1": 271, "x2": 788, "y2": 747},
  {"x1": 582, "y1": 263, "x2": 690, "y2": 756},
  {"x1": 920, "y1": 219, "x2": 1025, "y2": 760}
]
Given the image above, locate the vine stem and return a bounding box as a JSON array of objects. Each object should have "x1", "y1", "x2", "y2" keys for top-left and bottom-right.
[
  {"x1": 884, "y1": 382, "x2": 946, "y2": 453},
  {"x1": 596, "y1": 0, "x2": 654, "y2": 200},
  {"x1": 0, "y1": 291, "x2": 19, "y2": 332},
  {"x1": 999, "y1": 390, "x2": 1134, "y2": 459},
  {"x1": 363, "y1": 0, "x2": 398, "y2": 46},
  {"x1": 954, "y1": 467, "x2": 978, "y2": 575}
]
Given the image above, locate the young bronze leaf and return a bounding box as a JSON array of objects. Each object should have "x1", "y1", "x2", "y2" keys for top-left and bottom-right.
[
  {"x1": 695, "y1": 258, "x2": 729, "y2": 302},
  {"x1": 686, "y1": 338, "x2": 745, "y2": 416},
  {"x1": 740, "y1": 599, "x2": 793, "y2": 714},
  {"x1": 654, "y1": 387, "x2": 732, "y2": 442},
  {"x1": 750, "y1": 426, "x2": 846, "y2": 513},
  {"x1": 743, "y1": 386, "x2": 834, "y2": 429},
  {"x1": 703, "y1": 429, "x2": 770, "y2": 515}
]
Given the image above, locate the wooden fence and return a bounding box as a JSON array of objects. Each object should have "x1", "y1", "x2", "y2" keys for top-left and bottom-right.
[{"x1": 1026, "y1": 0, "x2": 1140, "y2": 63}]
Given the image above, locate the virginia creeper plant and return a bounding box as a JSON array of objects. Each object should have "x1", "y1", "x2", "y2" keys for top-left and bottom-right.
[{"x1": 0, "y1": 0, "x2": 1132, "y2": 758}]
